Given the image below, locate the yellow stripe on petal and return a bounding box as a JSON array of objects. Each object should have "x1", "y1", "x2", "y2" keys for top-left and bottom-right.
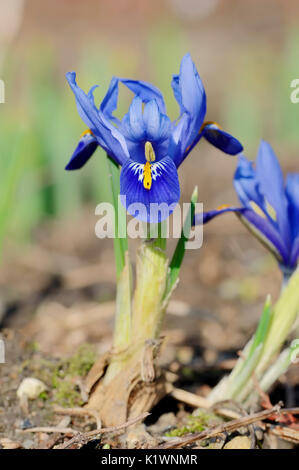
[
  {"x1": 250, "y1": 201, "x2": 266, "y2": 219},
  {"x1": 143, "y1": 142, "x2": 156, "y2": 190},
  {"x1": 266, "y1": 200, "x2": 277, "y2": 221},
  {"x1": 143, "y1": 161, "x2": 152, "y2": 190}
]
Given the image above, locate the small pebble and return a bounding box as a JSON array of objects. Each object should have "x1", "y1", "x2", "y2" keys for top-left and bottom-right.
[
  {"x1": 17, "y1": 378, "x2": 47, "y2": 400},
  {"x1": 224, "y1": 436, "x2": 251, "y2": 449}
]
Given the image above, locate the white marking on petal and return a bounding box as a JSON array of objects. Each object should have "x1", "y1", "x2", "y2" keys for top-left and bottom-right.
[
  {"x1": 152, "y1": 161, "x2": 167, "y2": 181},
  {"x1": 129, "y1": 162, "x2": 144, "y2": 183},
  {"x1": 128, "y1": 160, "x2": 168, "y2": 185}
]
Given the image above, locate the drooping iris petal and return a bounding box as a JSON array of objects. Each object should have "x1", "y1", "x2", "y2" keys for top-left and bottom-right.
[
  {"x1": 256, "y1": 140, "x2": 290, "y2": 245},
  {"x1": 66, "y1": 72, "x2": 129, "y2": 166},
  {"x1": 202, "y1": 123, "x2": 243, "y2": 155},
  {"x1": 182, "y1": 124, "x2": 243, "y2": 162},
  {"x1": 65, "y1": 131, "x2": 98, "y2": 170},
  {"x1": 239, "y1": 209, "x2": 289, "y2": 265},
  {"x1": 194, "y1": 206, "x2": 243, "y2": 225},
  {"x1": 120, "y1": 156, "x2": 180, "y2": 223}
]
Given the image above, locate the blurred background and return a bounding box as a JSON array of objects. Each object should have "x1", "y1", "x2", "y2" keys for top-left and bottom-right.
[{"x1": 0, "y1": 0, "x2": 299, "y2": 357}]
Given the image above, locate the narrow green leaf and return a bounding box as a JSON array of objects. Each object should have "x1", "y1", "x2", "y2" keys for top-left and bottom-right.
[
  {"x1": 228, "y1": 295, "x2": 272, "y2": 399},
  {"x1": 248, "y1": 295, "x2": 272, "y2": 360},
  {"x1": 166, "y1": 186, "x2": 198, "y2": 294},
  {"x1": 106, "y1": 155, "x2": 128, "y2": 279}
]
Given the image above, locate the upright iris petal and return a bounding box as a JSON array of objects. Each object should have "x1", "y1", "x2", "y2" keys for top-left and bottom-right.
[
  {"x1": 65, "y1": 54, "x2": 243, "y2": 223},
  {"x1": 195, "y1": 140, "x2": 299, "y2": 272}
]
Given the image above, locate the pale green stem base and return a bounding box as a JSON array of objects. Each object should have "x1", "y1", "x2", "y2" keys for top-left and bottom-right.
[
  {"x1": 209, "y1": 268, "x2": 299, "y2": 405},
  {"x1": 103, "y1": 236, "x2": 169, "y2": 385}
]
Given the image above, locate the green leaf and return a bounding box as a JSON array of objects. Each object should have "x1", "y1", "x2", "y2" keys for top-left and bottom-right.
[
  {"x1": 166, "y1": 186, "x2": 198, "y2": 295},
  {"x1": 248, "y1": 295, "x2": 272, "y2": 360},
  {"x1": 106, "y1": 155, "x2": 128, "y2": 279}
]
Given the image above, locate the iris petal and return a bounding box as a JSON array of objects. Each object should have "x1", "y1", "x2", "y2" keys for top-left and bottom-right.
[
  {"x1": 66, "y1": 72, "x2": 129, "y2": 166},
  {"x1": 118, "y1": 78, "x2": 166, "y2": 114},
  {"x1": 169, "y1": 114, "x2": 190, "y2": 167},
  {"x1": 202, "y1": 124, "x2": 243, "y2": 155},
  {"x1": 234, "y1": 155, "x2": 265, "y2": 210},
  {"x1": 286, "y1": 173, "x2": 299, "y2": 240},
  {"x1": 194, "y1": 206, "x2": 243, "y2": 225},
  {"x1": 143, "y1": 100, "x2": 160, "y2": 141},
  {"x1": 120, "y1": 156, "x2": 180, "y2": 223},
  {"x1": 171, "y1": 53, "x2": 206, "y2": 153},
  {"x1": 256, "y1": 140, "x2": 290, "y2": 245},
  {"x1": 65, "y1": 131, "x2": 98, "y2": 170},
  {"x1": 240, "y1": 209, "x2": 289, "y2": 265},
  {"x1": 100, "y1": 76, "x2": 120, "y2": 124},
  {"x1": 290, "y1": 235, "x2": 299, "y2": 267},
  {"x1": 128, "y1": 96, "x2": 145, "y2": 140}
]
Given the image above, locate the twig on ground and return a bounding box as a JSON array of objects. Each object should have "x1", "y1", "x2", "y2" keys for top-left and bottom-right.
[
  {"x1": 170, "y1": 388, "x2": 242, "y2": 420},
  {"x1": 21, "y1": 426, "x2": 75, "y2": 435},
  {"x1": 53, "y1": 405, "x2": 102, "y2": 429},
  {"x1": 158, "y1": 405, "x2": 281, "y2": 449},
  {"x1": 54, "y1": 412, "x2": 150, "y2": 449},
  {"x1": 266, "y1": 424, "x2": 299, "y2": 444},
  {"x1": 36, "y1": 417, "x2": 71, "y2": 449},
  {"x1": 211, "y1": 400, "x2": 256, "y2": 448},
  {"x1": 170, "y1": 388, "x2": 210, "y2": 408}
]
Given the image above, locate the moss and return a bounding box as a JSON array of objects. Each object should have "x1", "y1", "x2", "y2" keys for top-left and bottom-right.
[
  {"x1": 19, "y1": 344, "x2": 96, "y2": 408},
  {"x1": 53, "y1": 379, "x2": 83, "y2": 407},
  {"x1": 67, "y1": 344, "x2": 96, "y2": 377},
  {"x1": 39, "y1": 391, "x2": 49, "y2": 400},
  {"x1": 165, "y1": 410, "x2": 220, "y2": 438}
]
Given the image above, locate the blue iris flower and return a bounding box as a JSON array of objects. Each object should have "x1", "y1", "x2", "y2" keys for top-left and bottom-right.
[
  {"x1": 65, "y1": 53, "x2": 243, "y2": 223},
  {"x1": 195, "y1": 140, "x2": 299, "y2": 275}
]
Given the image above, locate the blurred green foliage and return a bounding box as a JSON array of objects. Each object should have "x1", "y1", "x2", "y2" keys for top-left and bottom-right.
[{"x1": 224, "y1": 28, "x2": 299, "y2": 156}]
